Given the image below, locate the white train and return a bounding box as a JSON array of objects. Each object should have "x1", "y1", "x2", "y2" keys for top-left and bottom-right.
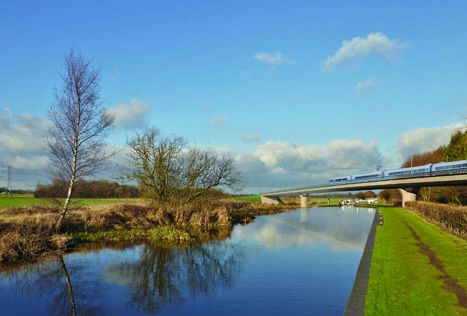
[{"x1": 329, "y1": 160, "x2": 467, "y2": 184}]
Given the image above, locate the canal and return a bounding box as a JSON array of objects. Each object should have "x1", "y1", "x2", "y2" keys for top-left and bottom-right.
[{"x1": 0, "y1": 206, "x2": 375, "y2": 315}]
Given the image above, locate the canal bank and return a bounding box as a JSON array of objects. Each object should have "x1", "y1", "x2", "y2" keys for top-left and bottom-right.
[
  {"x1": 344, "y1": 207, "x2": 379, "y2": 316},
  {"x1": 347, "y1": 206, "x2": 467, "y2": 316}
]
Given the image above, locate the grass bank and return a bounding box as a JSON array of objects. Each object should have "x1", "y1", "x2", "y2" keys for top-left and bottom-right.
[
  {"x1": 0, "y1": 197, "x2": 296, "y2": 268},
  {"x1": 365, "y1": 207, "x2": 467, "y2": 315}
]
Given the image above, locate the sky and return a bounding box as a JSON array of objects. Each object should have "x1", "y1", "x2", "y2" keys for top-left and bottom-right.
[{"x1": 1, "y1": 1, "x2": 467, "y2": 193}]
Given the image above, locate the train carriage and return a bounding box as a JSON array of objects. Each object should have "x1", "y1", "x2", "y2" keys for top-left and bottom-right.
[
  {"x1": 352, "y1": 171, "x2": 383, "y2": 182},
  {"x1": 329, "y1": 159, "x2": 467, "y2": 184},
  {"x1": 329, "y1": 176, "x2": 352, "y2": 184},
  {"x1": 430, "y1": 160, "x2": 467, "y2": 175},
  {"x1": 384, "y1": 164, "x2": 432, "y2": 178}
]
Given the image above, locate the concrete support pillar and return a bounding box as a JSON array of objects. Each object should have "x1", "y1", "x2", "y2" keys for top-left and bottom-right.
[
  {"x1": 300, "y1": 209, "x2": 308, "y2": 223},
  {"x1": 398, "y1": 188, "x2": 418, "y2": 207},
  {"x1": 300, "y1": 195, "x2": 308, "y2": 208},
  {"x1": 260, "y1": 195, "x2": 281, "y2": 205}
]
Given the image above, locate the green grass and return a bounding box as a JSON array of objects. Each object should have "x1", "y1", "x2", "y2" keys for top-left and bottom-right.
[
  {"x1": 365, "y1": 207, "x2": 467, "y2": 315},
  {"x1": 229, "y1": 195, "x2": 262, "y2": 203},
  {"x1": 72, "y1": 228, "x2": 148, "y2": 243},
  {"x1": 0, "y1": 195, "x2": 141, "y2": 208},
  {"x1": 148, "y1": 226, "x2": 191, "y2": 242},
  {"x1": 0, "y1": 195, "x2": 52, "y2": 207},
  {"x1": 72, "y1": 226, "x2": 191, "y2": 244}
]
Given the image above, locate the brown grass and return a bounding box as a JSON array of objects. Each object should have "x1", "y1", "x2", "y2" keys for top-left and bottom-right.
[
  {"x1": 0, "y1": 199, "x2": 294, "y2": 267},
  {"x1": 406, "y1": 201, "x2": 467, "y2": 238}
]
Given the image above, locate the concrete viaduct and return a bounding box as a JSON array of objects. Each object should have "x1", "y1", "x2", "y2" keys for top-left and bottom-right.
[{"x1": 260, "y1": 173, "x2": 467, "y2": 208}]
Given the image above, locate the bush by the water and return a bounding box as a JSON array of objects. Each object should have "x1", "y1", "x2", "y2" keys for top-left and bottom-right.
[{"x1": 406, "y1": 201, "x2": 467, "y2": 238}]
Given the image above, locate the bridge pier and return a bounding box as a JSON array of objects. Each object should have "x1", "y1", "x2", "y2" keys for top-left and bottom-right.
[
  {"x1": 260, "y1": 195, "x2": 281, "y2": 205},
  {"x1": 398, "y1": 187, "x2": 420, "y2": 207},
  {"x1": 300, "y1": 194, "x2": 308, "y2": 208}
]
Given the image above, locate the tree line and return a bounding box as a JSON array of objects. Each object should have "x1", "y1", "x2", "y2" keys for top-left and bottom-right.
[{"x1": 34, "y1": 179, "x2": 139, "y2": 199}]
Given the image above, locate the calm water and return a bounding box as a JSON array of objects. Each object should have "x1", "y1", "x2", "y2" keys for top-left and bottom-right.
[{"x1": 0, "y1": 206, "x2": 375, "y2": 315}]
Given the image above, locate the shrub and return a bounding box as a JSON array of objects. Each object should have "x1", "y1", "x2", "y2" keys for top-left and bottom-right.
[{"x1": 406, "y1": 201, "x2": 467, "y2": 238}]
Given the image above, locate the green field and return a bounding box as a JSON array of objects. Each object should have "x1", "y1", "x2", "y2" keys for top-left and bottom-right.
[
  {"x1": 0, "y1": 194, "x2": 139, "y2": 208},
  {"x1": 365, "y1": 207, "x2": 467, "y2": 315}
]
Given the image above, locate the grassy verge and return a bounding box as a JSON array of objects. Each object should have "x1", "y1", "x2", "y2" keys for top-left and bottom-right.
[{"x1": 365, "y1": 207, "x2": 467, "y2": 315}]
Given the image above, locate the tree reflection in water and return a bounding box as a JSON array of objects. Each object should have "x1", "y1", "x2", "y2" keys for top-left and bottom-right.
[
  {"x1": 0, "y1": 254, "x2": 105, "y2": 316},
  {"x1": 105, "y1": 241, "x2": 245, "y2": 314},
  {"x1": 0, "y1": 240, "x2": 245, "y2": 315}
]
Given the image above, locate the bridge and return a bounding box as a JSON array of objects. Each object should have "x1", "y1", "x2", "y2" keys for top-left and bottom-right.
[{"x1": 260, "y1": 173, "x2": 467, "y2": 207}]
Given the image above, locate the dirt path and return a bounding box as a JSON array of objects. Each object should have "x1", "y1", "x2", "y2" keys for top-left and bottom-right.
[{"x1": 405, "y1": 222, "x2": 467, "y2": 309}]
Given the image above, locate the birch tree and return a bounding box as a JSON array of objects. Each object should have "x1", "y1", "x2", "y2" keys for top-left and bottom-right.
[{"x1": 47, "y1": 49, "x2": 114, "y2": 230}]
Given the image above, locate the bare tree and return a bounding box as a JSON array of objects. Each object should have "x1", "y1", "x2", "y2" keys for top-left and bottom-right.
[
  {"x1": 47, "y1": 49, "x2": 114, "y2": 230},
  {"x1": 125, "y1": 127, "x2": 187, "y2": 202},
  {"x1": 178, "y1": 146, "x2": 244, "y2": 203},
  {"x1": 124, "y1": 126, "x2": 243, "y2": 204}
]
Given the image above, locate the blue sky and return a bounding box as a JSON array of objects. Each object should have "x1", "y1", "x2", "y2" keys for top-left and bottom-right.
[{"x1": 1, "y1": 1, "x2": 467, "y2": 192}]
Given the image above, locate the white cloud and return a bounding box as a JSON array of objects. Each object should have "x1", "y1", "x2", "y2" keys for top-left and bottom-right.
[
  {"x1": 254, "y1": 52, "x2": 292, "y2": 65},
  {"x1": 396, "y1": 124, "x2": 461, "y2": 161},
  {"x1": 323, "y1": 139, "x2": 383, "y2": 169},
  {"x1": 237, "y1": 139, "x2": 385, "y2": 193},
  {"x1": 7, "y1": 155, "x2": 50, "y2": 170},
  {"x1": 0, "y1": 107, "x2": 50, "y2": 154},
  {"x1": 353, "y1": 78, "x2": 379, "y2": 97},
  {"x1": 241, "y1": 133, "x2": 260, "y2": 142},
  {"x1": 210, "y1": 114, "x2": 227, "y2": 126},
  {"x1": 107, "y1": 98, "x2": 150, "y2": 130},
  {"x1": 321, "y1": 32, "x2": 410, "y2": 73},
  {"x1": 0, "y1": 107, "x2": 52, "y2": 189}
]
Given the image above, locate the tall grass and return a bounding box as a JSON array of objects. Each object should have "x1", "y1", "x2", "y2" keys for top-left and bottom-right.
[{"x1": 0, "y1": 199, "x2": 290, "y2": 267}]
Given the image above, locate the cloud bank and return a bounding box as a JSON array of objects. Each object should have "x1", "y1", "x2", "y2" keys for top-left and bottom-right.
[
  {"x1": 236, "y1": 139, "x2": 387, "y2": 192},
  {"x1": 0, "y1": 107, "x2": 459, "y2": 192},
  {"x1": 0, "y1": 107, "x2": 51, "y2": 189},
  {"x1": 396, "y1": 124, "x2": 461, "y2": 161}
]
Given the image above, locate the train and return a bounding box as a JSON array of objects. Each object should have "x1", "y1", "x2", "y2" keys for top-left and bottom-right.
[{"x1": 329, "y1": 159, "x2": 467, "y2": 184}]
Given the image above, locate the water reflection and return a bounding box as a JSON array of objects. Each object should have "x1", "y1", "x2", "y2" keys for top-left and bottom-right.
[
  {"x1": 237, "y1": 207, "x2": 375, "y2": 251},
  {"x1": 0, "y1": 241, "x2": 245, "y2": 315},
  {"x1": 103, "y1": 242, "x2": 245, "y2": 314},
  {"x1": 0, "y1": 255, "x2": 105, "y2": 315},
  {"x1": 0, "y1": 206, "x2": 375, "y2": 315}
]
